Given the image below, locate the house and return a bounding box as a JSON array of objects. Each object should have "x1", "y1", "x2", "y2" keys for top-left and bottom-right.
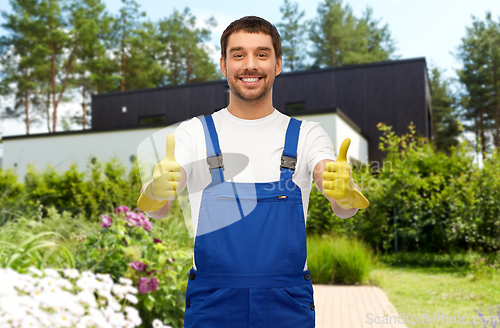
[{"x1": 2, "y1": 57, "x2": 431, "y2": 180}]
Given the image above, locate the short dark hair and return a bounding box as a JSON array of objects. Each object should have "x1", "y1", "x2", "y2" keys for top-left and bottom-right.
[{"x1": 220, "y1": 16, "x2": 282, "y2": 61}]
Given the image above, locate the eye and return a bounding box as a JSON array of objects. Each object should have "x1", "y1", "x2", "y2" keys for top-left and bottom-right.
[{"x1": 258, "y1": 53, "x2": 268, "y2": 58}]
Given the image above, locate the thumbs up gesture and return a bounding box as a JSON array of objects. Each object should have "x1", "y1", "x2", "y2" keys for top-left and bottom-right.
[
  {"x1": 144, "y1": 134, "x2": 182, "y2": 200},
  {"x1": 322, "y1": 138, "x2": 369, "y2": 209}
]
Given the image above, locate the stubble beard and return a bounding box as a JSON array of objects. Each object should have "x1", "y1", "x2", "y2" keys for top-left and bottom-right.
[{"x1": 227, "y1": 71, "x2": 274, "y2": 104}]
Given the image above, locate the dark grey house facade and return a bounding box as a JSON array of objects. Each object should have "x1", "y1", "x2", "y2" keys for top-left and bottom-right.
[{"x1": 91, "y1": 57, "x2": 432, "y2": 164}]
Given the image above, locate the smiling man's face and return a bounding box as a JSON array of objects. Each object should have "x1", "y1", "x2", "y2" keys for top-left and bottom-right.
[{"x1": 220, "y1": 31, "x2": 282, "y2": 104}]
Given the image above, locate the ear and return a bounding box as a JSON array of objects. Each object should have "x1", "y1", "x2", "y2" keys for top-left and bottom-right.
[
  {"x1": 220, "y1": 57, "x2": 227, "y2": 78},
  {"x1": 275, "y1": 56, "x2": 283, "y2": 76}
]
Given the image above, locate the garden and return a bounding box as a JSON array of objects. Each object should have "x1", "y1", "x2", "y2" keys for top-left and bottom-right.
[{"x1": 1, "y1": 123, "x2": 499, "y2": 328}]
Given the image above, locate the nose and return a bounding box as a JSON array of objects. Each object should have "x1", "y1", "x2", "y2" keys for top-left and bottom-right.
[{"x1": 243, "y1": 55, "x2": 258, "y2": 71}]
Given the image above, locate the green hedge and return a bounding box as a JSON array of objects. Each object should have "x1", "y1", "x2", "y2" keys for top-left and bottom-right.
[
  {"x1": 1, "y1": 157, "x2": 143, "y2": 223},
  {"x1": 306, "y1": 123, "x2": 500, "y2": 254}
]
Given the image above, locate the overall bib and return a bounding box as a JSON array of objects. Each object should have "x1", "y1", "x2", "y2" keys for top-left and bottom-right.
[{"x1": 184, "y1": 115, "x2": 315, "y2": 328}]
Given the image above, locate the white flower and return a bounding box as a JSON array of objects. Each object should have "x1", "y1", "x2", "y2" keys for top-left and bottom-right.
[
  {"x1": 64, "y1": 268, "x2": 80, "y2": 279},
  {"x1": 28, "y1": 267, "x2": 43, "y2": 277},
  {"x1": 0, "y1": 268, "x2": 144, "y2": 328},
  {"x1": 44, "y1": 268, "x2": 61, "y2": 278},
  {"x1": 101, "y1": 306, "x2": 115, "y2": 320},
  {"x1": 127, "y1": 314, "x2": 142, "y2": 326},
  {"x1": 124, "y1": 306, "x2": 138, "y2": 315},
  {"x1": 81, "y1": 271, "x2": 96, "y2": 280},
  {"x1": 119, "y1": 277, "x2": 132, "y2": 286},
  {"x1": 108, "y1": 298, "x2": 122, "y2": 312},
  {"x1": 52, "y1": 311, "x2": 75, "y2": 327},
  {"x1": 125, "y1": 286, "x2": 138, "y2": 295},
  {"x1": 123, "y1": 320, "x2": 136, "y2": 328},
  {"x1": 58, "y1": 278, "x2": 74, "y2": 290},
  {"x1": 67, "y1": 302, "x2": 86, "y2": 316},
  {"x1": 21, "y1": 315, "x2": 40, "y2": 328},
  {"x1": 39, "y1": 277, "x2": 58, "y2": 290},
  {"x1": 108, "y1": 312, "x2": 126, "y2": 327},
  {"x1": 76, "y1": 277, "x2": 97, "y2": 292},
  {"x1": 78, "y1": 315, "x2": 95, "y2": 327},
  {"x1": 77, "y1": 291, "x2": 98, "y2": 308},
  {"x1": 152, "y1": 319, "x2": 164, "y2": 328},
  {"x1": 112, "y1": 284, "x2": 127, "y2": 299},
  {"x1": 125, "y1": 294, "x2": 138, "y2": 304}
]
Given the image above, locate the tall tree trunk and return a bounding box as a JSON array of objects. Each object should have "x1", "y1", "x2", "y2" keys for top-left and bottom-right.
[
  {"x1": 120, "y1": 24, "x2": 126, "y2": 92},
  {"x1": 493, "y1": 61, "x2": 499, "y2": 148},
  {"x1": 24, "y1": 68, "x2": 30, "y2": 135},
  {"x1": 82, "y1": 81, "x2": 86, "y2": 130},
  {"x1": 480, "y1": 104, "x2": 486, "y2": 161},
  {"x1": 50, "y1": 45, "x2": 57, "y2": 133},
  {"x1": 45, "y1": 90, "x2": 51, "y2": 133},
  {"x1": 49, "y1": 41, "x2": 77, "y2": 132}
]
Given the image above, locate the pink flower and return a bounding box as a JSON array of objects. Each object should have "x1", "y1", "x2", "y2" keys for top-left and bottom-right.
[
  {"x1": 137, "y1": 277, "x2": 151, "y2": 294},
  {"x1": 129, "y1": 261, "x2": 147, "y2": 272},
  {"x1": 153, "y1": 238, "x2": 162, "y2": 244},
  {"x1": 125, "y1": 212, "x2": 142, "y2": 227},
  {"x1": 150, "y1": 277, "x2": 159, "y2": 292},
  {"x1": 114, "y1": 205, "x2": 130, "y2": 214},
  {"x1": 137, "y1": 277, "x2": 159, "y2": 294},
  {"x1": 142, "y1": 220, "x2": 152, "y2": 232},
  {"x1": 100, "y1": 214, "x2": 113, "y2": 228}
]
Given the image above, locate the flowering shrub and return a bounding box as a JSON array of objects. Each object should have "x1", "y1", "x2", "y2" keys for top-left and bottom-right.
[
  {"x1": 74, "y1": 206, "x2": 192, "y2": 328},
  {"x1": 0, "y1": 266, "x2": 172, "y2": 328},
  {"x1": 470, "y1": 252, "x2": 500, "y2": 280}
]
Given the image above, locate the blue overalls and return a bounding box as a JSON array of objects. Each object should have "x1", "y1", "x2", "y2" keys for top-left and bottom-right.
[{"x1": 184, "y1": 115, "x2": 315, "y2": 328}]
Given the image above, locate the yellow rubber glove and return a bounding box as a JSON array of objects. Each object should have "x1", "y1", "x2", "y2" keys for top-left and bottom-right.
[
  {"x1": 322, "y1": 138, "x2": 369, "y2": 210},
  {"x1": 137, "y1": 134, "x2": 182, "y2": 212}
]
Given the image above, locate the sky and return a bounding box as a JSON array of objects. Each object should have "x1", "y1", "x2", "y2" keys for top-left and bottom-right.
[{"x1": 0, "y1": 0, "x2": 499, "y2": 141}]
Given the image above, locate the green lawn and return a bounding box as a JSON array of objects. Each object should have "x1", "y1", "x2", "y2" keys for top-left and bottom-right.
[{"x1": 373, "y1": 266, "x2": 500, "y2": 327}]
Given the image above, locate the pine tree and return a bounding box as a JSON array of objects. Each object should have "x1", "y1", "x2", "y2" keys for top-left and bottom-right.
[
  {"x1": 156, "y1": 8, "x2": 220, "y2": 85},
  {"x1": 456, "y1": 13, "x2": 499, "y2": 159},
  {"x1": 276, "y1": 0, "x2": 306, "y2": 72},
  {"x1": 428, "y1": 67, "x2": 462, "y2": 153},
  {"x1": 308, "y1": 0, "x2": 396, "y2": 68}
]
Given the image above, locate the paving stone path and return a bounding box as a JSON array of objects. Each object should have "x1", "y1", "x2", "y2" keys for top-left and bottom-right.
[{"x1": 313, "y1": 285, "x2": 408, "y2": 328}]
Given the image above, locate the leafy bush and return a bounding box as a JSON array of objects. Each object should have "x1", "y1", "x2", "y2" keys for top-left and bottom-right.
[
  {"x1": 73, "y1": 206, "x2": 192, "y2": 328},
  {"x1": 1, "y1": 157, "x2": 143, "y2": 223},
  {"x1": 307, "y1": 234, "x2": 375, "y2": 285},
  {"x1": 307, "y1": 122, "x2": 500, "y2": 254}
]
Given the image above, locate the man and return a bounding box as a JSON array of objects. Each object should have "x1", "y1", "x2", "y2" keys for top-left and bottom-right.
[{"x1": 137, "y1": 16, "x2": 369, "y2": 328}]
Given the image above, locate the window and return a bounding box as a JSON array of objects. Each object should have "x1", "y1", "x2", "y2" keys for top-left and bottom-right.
[
  {"x1": 286, "y1": 102, "x2": 305, "y2": 112},
  {"x1": 140, "y1": 115, "x2": 165, "y2": 125}
]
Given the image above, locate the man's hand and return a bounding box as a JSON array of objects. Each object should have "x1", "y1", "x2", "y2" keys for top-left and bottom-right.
[
  {"x1": 322, "y1": 138, "x2": 369, "y2": 209},
  {"x1": 144, "y1": 134, "x2": 182, "y2": 200}
]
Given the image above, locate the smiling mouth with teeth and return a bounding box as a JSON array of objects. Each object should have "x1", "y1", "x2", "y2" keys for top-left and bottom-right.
[{"x1": 240, "y1": 77, "x2": 262, "y2": 82}]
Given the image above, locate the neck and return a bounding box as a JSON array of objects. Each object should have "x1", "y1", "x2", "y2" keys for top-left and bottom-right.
[{"x1": 226, "y1": 90, "x2": 274, "y2": 119}]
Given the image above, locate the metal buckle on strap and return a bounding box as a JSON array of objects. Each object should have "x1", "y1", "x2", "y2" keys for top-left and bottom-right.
[
  {"x1": 207, "y1": 155, "x2": 224, "y2": 171},
  {"x1": 280, "y1": 151, "x2": 297, "y2": 172}
]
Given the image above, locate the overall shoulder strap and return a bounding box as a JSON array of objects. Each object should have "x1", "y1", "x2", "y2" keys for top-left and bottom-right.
[
  {"x1": 199, "y1": 115, "x2": 225, "y2": 183},
  {"x1": 280, "y1": 117, "x2": 302, "y2": 181}
]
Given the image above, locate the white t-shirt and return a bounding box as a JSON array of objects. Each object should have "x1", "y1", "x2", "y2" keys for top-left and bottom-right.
[{"x1": 173, "y1": 108, "x2": 336, "y2": 270}]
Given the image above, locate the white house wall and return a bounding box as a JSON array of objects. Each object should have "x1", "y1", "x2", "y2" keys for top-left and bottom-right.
[
  {"x1": 293, "y1": 113, "x2": 368, "y2": 164},
  {"x1": 3, "y1": 126, "x2": 176, "y2": 180}
]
